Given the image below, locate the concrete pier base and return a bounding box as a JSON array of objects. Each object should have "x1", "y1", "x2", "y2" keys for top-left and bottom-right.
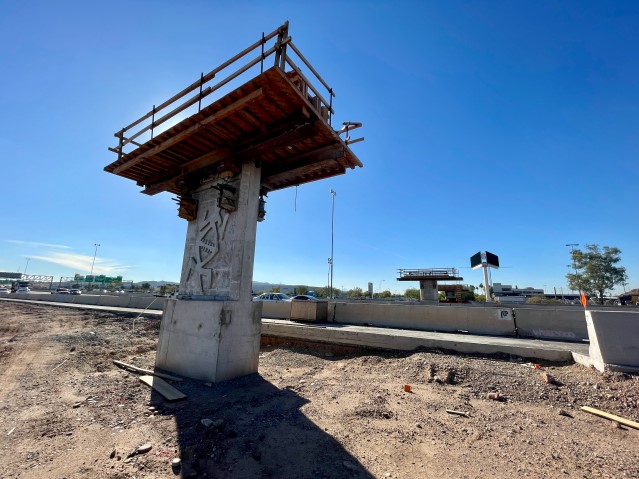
[
  {"x1": 154, "y1": 161, "x2": 262, "y2": 382},
  {"x1": 155, "y1": 299, "x2": 262, "y2": 382},
  {"x1": 419, "y1": 280, "x2": 438, "y2": 305}
]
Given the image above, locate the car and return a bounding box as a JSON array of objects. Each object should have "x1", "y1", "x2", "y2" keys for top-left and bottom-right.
[
  {"x1": 0, "y1": 286, "x2": 10, "y2": 294},
  {"x1": 290, "y1": 294, "x2": 321, "y2": 301},
  {"x1": 253, "y1": 293, "x2": 291, "y2": 301},
  {"x1": 52, "y1": 288, "x2": 70, "y2": 294},
  {"x1": 17, "y1": 287, "x2": 31, "y2": 293},
  {"x1": 70, "y1": 289, "x2": 82, "y2": 295}
]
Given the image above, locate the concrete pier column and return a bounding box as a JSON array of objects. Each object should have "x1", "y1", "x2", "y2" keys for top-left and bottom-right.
[
  {"x1": 155, "y1": 162, "x2": 263, "y2": 382},
  {"x1": 419, "y1": 280, "x2": 439, "y2": 305}
]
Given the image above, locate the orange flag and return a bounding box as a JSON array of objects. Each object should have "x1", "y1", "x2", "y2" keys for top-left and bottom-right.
[{"x1": 580, "y1": 291, "x2": 588, "y2": 309}]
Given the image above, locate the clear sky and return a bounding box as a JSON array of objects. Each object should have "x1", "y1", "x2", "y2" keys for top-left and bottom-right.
[{"x1": 1, "y1": 1, "x2": 637, "y2": 294}]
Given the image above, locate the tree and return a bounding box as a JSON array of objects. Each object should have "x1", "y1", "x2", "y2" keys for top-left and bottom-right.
[
  {"x1": 348, "y1": 287, "x2": 364, "y2": 297},
  {"x1": 404, "y1": 288, "x2": 420, "y2": 300},
  {"x1": 295, "y1": 285, "x2": 308, "y2": 295},
  {"x1": 567, "y1": 244, "x2": 628, "y2": 305},
  {"x1": 141, "y1": 282, "x2": 151, "y2": 291}
]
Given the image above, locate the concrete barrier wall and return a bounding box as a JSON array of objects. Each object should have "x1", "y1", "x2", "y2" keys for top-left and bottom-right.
[
  {"x1": 586, "y1": 310, "x2": 639, "y2": 372},
  {"x1": 514, "y1": 308, "x2": 588, "y2": 341},
  {"x1": 333, "y1": 302, "x2": 516, "y2": 337},
  {"x1": 261, "y1": 301, "x2": 292, "y2": 319},
  {"x1": 128, "y1": 296, "x2": 166, "y2": 310},
  {"x1": 97, "y1": 295, "x2": 131, "y2": 308}
]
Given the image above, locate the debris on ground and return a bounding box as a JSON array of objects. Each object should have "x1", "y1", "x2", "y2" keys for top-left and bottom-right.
[{"x1": 0, "y1": 301, "x2": 638, "y2": 479}]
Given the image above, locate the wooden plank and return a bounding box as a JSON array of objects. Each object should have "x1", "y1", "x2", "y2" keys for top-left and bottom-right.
[
  {"x1": 113, "y1": 88, "x2": 264, "y2": 175},
  {"x1": 139, "y1": 375, "x2": 187, "y2": 401},
  {"x1": 581, "y1": 406, "x2": 639, "y2": 430},
  {"x1": 142, "y1": 120, "x2": 317, "y2": 195},
  {"x1": 112, "y1": 360, "x2": 183, "y2": 382}
]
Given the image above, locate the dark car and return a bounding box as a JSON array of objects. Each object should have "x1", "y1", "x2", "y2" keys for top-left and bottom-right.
[{"x1": 290, "y1": 295, "x2": 321, "y2": 301}]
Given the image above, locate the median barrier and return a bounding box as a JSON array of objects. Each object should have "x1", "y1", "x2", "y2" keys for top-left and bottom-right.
[
  {"x1": 584, "y1": 309, "x2": 639, "y2": 373},
  {"x1": 76, "y1": 295, "x2": 100, "y2": 306},
  {"x1": 128, "y1": 296, "x2": 166, "y2": 310},
  {"x1": 98, "y1": 295, "x2": 132, "y2": 308},
  {"x1": 261, "y1": 301, "x2": 292, "y2": 319},
  {"x1": 514, "y1": 308, "x2": 588, "y2": 342},
  {"x1": 332, "y1": 303, "x2": 516, "y2": 336},
  {"x1": 290, "y1": 301, "x2": 327, "y2": 322}
]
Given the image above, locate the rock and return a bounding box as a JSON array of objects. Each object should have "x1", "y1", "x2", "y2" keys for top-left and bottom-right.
[
  {"x1": 415, "y1": 423, "x2": 423, "y2": 429},
  {"x1": 541, "y1": 372, "x2": 557, "y2": 385},
  {"x1": 70, "y1": 346, "x2": 76, "y2": 352},
  {"x1": 72, "y1": 402, "x2": 82, "y2": 409},
  {"x1": 171, "y1": 458, "x2": 181, "y2": 468},
  {"x1": 445, "y1": 370, "x2": 457, "y2": 385},
  {"x1": 109, "y1": 450, "x2": 116, "y2": 459},
  {"x1": 487, "y1": 392, "x2": 505, "y2": 401},
  {"x1": 136, "y1": 443, "x2": 152, "y2": 454},
  {"x1": 558, "y1": 409, "x2": 573, "y2": 418},
  {"x1": 201, "y1": 418, "x2": 214, "y2": 427},
  {"x1": 148, "y1": 406, "x2": 156, "y2": 412}
]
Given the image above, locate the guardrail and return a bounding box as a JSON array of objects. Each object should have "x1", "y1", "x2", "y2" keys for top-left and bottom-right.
[
  {"x1": 398, "y1": 268, "x2": 460, "y2": 278},
  {"x1": 110, "y1": 21, "x2": 336, "y2": 160}
]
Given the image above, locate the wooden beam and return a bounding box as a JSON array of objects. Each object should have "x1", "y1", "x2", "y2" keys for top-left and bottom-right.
[
  {"x1": 141, "y1": 120, "x2": 318, "y2": 196},
  {"x1": 142, "y1": 148, "x2": 233, "y2": 195},
  {"x1": 263, "y1": 158, "x2": 345, "y2": 190},
  {"x1": 112, "y1": 360, "x2": 183, "y2": 382},
  {"x1": 139, "y1": 375, "x2": 187, "y2": 401},
  {"x1": 113, "y1": 88, "x2": 264, "y2": 175},
  {"x1": 581, "y1": 406, "x2": 639, "y2": 430}
]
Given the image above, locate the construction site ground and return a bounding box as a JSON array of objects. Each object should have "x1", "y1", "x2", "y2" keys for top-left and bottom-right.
[{"x1": 0, "y1": 301, "x2": 637, "y2": 479}]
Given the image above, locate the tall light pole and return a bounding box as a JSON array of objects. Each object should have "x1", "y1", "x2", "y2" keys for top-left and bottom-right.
[
  {"x1": 23, "y1": 257, "x2": 31, "y2": 276},
  {"x1": 329, "y1": 189, "x2": 336, "y2": 300},
  {"x1": 565, "y1": 243, "x2": 579, "y2": 293},
  {"x1": 90, "y1": 243, "x2": 100, "y2": 276}
]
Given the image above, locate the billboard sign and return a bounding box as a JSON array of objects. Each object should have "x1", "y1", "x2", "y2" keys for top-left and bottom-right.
[
  {"x1": 470, "y1": 252, "x2": 482, "y2": 270},
  {"x1": 485, "y1": 251, "x2": 499, "y2": 268}
]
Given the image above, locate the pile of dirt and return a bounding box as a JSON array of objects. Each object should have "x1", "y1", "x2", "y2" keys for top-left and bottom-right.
[{"x1": 0, "y1": 301, "x2": 637, "y2": 478}]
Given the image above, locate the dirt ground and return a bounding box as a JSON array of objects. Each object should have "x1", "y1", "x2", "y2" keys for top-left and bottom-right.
[{"x1": 0, "y1": 301, "x2": 637, "y2": 479}]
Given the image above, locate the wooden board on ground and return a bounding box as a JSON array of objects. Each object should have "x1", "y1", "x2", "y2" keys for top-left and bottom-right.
[
  {"x1": 139, "y1": 375, "x2": 187, "y2": 401},
  {"x1": 581, "y1": 406, "x2": 639, "y2": 430},
  {"x1": 113, "y1": 359, "x2": 183, "y2": 381}
]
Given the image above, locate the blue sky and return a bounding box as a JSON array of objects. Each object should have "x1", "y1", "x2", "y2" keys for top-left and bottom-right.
[{"x1": 1, "y1": 1, "x2": 637, "y2": 294}]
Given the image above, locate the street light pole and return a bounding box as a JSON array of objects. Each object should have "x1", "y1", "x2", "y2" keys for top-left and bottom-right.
[
  {"x1": 90, "y1": 243, "x2": 100, "y2": 276},
  {"x1": 329, "y1": 189, "x2": 336, "y2": 300},
  {"x1": 23, "y1": 257, "x2": 31, "y2": 276},
  {"x1": 565, "y1": 243, "x2": 579, "y2": 293}
]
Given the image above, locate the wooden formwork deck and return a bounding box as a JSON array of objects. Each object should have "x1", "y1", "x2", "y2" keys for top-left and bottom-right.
[{"x1": 104, "y1": 67, "x2": 361, "y2": 196}]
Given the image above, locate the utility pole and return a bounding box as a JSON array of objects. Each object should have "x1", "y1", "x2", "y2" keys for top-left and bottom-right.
[
  {"x1": 329, "y1": 189, "x2": 336, "y2": 300},
  {"x1": 23, "y1": 257, "x2": 31, "y2": 276},
  {"x1": 90, "y1": 243, "x2": 100, "y2": 276}
]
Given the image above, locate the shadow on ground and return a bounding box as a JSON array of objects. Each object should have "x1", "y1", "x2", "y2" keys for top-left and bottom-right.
[{"x1": 150, "y1": 373, "x2": 373, "y2": 478}]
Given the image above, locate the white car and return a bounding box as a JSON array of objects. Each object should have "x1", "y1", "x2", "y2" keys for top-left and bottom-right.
[
  {"x1": 17, "y1": 287, "x2": 30, "y2": 293},
  {"x1": 0, "y1": 286, "x2": 10, "y2": 294},
  {"x1": 253, "y1": 293, "x2": 291, "y2": 301}
]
